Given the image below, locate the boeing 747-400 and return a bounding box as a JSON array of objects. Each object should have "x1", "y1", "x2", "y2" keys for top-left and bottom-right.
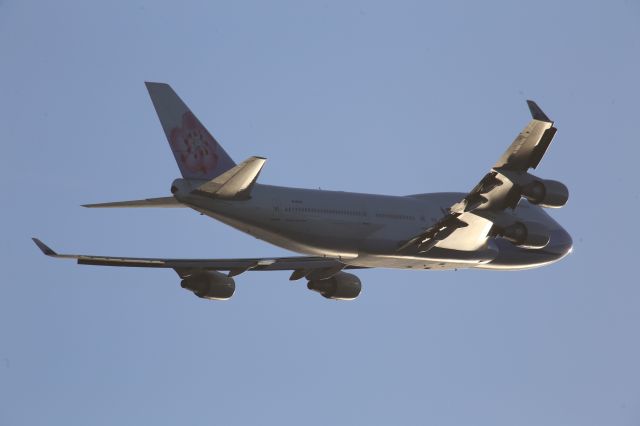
[{"x1": 34, "y1": 83, "x2": 572, "y2": 300}]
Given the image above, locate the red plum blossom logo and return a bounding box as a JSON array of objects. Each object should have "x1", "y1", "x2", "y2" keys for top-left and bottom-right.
[{"x1": 169, "y1": 111, "x2": 219, "y2": 176}]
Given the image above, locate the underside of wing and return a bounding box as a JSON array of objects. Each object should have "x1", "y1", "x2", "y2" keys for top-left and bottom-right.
[
  {"x1": 32, "y1": 238, "x2": 360, "y2": 278},
  {"x1": 33, "y1": 237, "x2": 368, "y2": 301},
  {"x1": 493, "y1": 100, "x2": 557, "y2": 172},
  {"x1": 400, "y1": 100, "x2": 569, "y2": 254}
]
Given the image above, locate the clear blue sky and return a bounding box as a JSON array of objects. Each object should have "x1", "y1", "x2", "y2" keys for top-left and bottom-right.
[{"x1": 1, "y1": 1, "x2": 639, "y2": 425}]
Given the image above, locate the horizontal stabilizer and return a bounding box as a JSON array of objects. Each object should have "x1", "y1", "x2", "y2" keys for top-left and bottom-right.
[
  {"x1": 193, "y1": 156, "x2": 266, "y2": 200},
  {"x1": 83, "y1": 197, "x2": 185, "y2": 208}
]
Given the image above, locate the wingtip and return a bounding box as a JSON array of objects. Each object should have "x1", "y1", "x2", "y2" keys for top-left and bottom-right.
[
  {"x1": 144, "y1": 81, "x2": 170, "y2": 89},
  {"x1": 526, "y1": 100, "x2": 552, "y2": 122},
  {"x1": 32, "y1": 238, "x2": 57, "y2": 256}
]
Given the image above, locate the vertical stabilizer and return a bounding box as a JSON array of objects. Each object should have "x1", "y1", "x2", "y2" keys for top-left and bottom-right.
[{"x1": 145, "y1": 82, "x2": 236, "y2": 180}]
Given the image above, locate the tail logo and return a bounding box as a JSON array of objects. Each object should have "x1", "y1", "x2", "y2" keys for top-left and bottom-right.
[{"x1": 169, "y1": 111, "x2": 219, "y2": 176}]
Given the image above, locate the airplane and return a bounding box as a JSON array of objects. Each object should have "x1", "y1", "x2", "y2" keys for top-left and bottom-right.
[{"x1": 33, "y1": 82, "x2": 573, "y2": 301}]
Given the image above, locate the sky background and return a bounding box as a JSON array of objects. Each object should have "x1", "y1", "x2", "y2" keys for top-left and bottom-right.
[{"x1": 1, "y1": 1, "x2": 639, "y2": 425}]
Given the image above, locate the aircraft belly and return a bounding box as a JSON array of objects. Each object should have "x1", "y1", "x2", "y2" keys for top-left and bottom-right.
[
  {"x1": 194, "y1": 206, "x2": 362, "y2": 258},
  {"x1": 184, "y1": 189, "x2": 459, "y2": 262},
  {"x1": 267, "y1": 219, "x2": 364, "y2": 257},
  {"x1": 343, "y1": 255, "x2": 469, "y2": 270}
]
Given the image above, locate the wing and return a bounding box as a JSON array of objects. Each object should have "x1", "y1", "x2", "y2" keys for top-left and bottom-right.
[
  {"x1": 32, "y1": 238, "x2": 361, "y2": 279},
  {"x1": 400, "y1": 100, "x2": 565, "y2": 254},
  {"x1": 493, "y1": 100, "x2": 556, "y2": 172}
]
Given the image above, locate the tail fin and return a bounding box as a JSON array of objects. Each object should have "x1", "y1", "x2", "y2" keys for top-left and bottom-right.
[{"x1": 145, "y1": 82, "x2": 236, "y2": 180}]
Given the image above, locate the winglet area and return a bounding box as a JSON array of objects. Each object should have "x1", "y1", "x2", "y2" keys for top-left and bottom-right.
[
  {"x1": 526, "y1": 100, "x2": 551, "y2": 123},
  {"x1": 32, "y1": 238, "x2": 58, "y2": 256}
]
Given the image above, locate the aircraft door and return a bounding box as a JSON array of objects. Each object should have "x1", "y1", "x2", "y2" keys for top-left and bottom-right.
[{"x1": 271, "y1": 198, "x2": 281, "y2": 219}]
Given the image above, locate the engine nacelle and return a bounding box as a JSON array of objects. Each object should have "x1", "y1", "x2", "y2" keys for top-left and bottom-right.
[
  {"x1": 307, "y1": 272, "x2": 362, "y2": 301},
  {"x1": 181, "y1": 271, "x2": 235, "y2": 300},
  {"x1": 500, "y1": 221, "x2": 550, "y2": 249},
  {"x1": 521, "y1": 178, "x2": 569, "y2": 208}
]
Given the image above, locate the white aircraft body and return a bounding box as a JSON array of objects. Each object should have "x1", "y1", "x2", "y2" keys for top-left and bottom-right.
[{"x1": 34, "y1": 83, "x2": 572, "y2": 300}]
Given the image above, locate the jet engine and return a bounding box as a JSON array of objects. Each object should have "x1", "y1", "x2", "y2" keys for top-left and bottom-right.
[
  {"x1": 497, "y1": 221, "x2": 550, "y2": 250},
  {"x1": 307, "y1": 272, "x2": 362, "y2": 300},
  {"x1": 520, "y1": 178, "x2": 569, "y2": 208},
  {"x1": 181, "y1": 270, "x2": 235, "y2": 300}
]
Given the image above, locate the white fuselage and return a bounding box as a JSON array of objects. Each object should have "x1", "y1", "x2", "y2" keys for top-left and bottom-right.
[{"x1": 174, "y1": 183, "x2": 572, "y2": 271}]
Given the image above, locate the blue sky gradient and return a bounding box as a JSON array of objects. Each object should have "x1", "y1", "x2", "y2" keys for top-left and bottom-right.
[{"x1": 1, "y1": 1, "x2": 639, "y2": 425}]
